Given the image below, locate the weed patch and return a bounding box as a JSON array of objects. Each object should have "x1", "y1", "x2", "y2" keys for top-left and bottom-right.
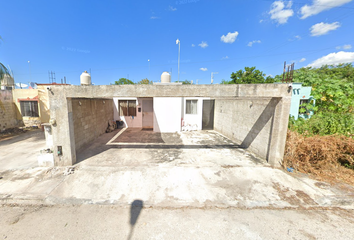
[{"x1": 283, "y1": 130, "x2": 354, "y2": 185}]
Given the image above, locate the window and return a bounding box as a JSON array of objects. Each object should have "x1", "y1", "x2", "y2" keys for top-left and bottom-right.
[
  {"x1": 20, "y1": 101, "x2": 39, "y2": 117},
  {"x1": 119, "y1": 100, "x2": 136, "y2": 116},
  {"x1": 186, "y1": 100, "x2": 198, "y2": 114}
]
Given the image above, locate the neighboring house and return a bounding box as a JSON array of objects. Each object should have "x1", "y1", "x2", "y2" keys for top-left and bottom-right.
[
  {"x1": 12, "y1": 89, "x2": 41, "y2": 126},
  {"x1": 290, "y1": 82, "x2": 315, "y2": 120},
  {"x1": 0, "y1": 79, "x2": 69, "y2": 128}
]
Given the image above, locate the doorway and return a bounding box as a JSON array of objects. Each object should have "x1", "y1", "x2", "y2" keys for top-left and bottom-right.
[
  {"x1": 202, "y1": 100, "x2": 215, "y2": 130},
  {"x1": 142, "y1": 98, "x2": 153, "y2": 129}
]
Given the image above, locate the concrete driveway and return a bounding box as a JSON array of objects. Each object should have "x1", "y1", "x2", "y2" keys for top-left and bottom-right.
[
  {"x1": 0, "y1": 129, "x2": 45, "y2": 171},
  {"x1": 1, "y1": 128, "x2": 354, "y2": 239},
  {"x1": 47, "y1": 128, "x2": 351, "y2": 209},
  {"x1": 0, "y1": 128, "x2": 353, "y2": 209}
]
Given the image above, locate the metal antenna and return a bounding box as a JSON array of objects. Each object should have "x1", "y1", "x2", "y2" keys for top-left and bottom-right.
[{"x1": 286, "y1": 65, "x2": 290, "y2": 83}]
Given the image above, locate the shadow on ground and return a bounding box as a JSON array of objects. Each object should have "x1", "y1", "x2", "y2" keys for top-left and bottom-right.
[
  {"x1": 127, "y1": 200, "x2": 144, "y2": 240},
  {"x1": 0, "y1": 129, "x2": 44, "y2": 147}
]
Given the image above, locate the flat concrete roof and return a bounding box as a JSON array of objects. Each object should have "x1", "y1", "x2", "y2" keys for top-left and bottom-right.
[{"x1": 49, "y1": 84, "x2": 292, "y2": 99}]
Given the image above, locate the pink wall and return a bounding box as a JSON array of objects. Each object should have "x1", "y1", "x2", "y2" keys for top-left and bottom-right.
[{"x1": 113, "y1": 97, "x2": 154, "y2": 128}]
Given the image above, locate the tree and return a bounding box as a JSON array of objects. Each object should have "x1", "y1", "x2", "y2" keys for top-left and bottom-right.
[
  {"x1": 0, "y1": 36, "x2": 10, "y2": 87},
  {"x1": 0, "y1": 62, "x2": 9, "y2": 82},
  {"x1": 220, "y1": 79, "x2": 230, "y2": 84},
  {"x1": 265, "y1": 76, "x2": 275, "y2": 83},
  {"x1": 114, "y1": 78, "x2": 134, "y2": 85},
  {"x1": 137, "y1": 78, "x2": 152, "y2": 84},
  {"x1": 230, "y1": 66, "x2": 266, "y2": 84},
  {"x1": 290, "y1": 66, "x2": 354, "y2": 113}
]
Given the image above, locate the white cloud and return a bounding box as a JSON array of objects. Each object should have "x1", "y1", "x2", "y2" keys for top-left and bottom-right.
[
  {"x1": 259, "y1": 19, "x2": 264, "y2": 23},
  {"x1": 288, "y1": 35, "x2": 301, "y2": 41},
  {"x1": 299, "y1": 58, "x2": 306, "y2": 62},
  {"x1": 310, "y1": 22, "x2": 340, "y2": 36},
  {"x1": 150, "y1": 16, "x2": 159, "y2": 19},
  {"x1": 220, "y1": 31, "x2": 239, "y2": 43},
  {"x1": 300, "y1": 0, "x2": 352, "y2": 19},
  {"x1": 222, "y1": 56, "x2": 229, "y2": 60},
  {"x1": 200, "y1": 68, "x2": 208, "y2": 71},
  {"x1": 307, "y1": 51, "x2": 354, "y2": 68},
  {"x1": 269, "y1": 1, "x2": 294, "y2": 24},
  {"x1": 191, "y1": 44, "x2": 195, "y2": 47},
  {"x1": 336, "y1": 44, "x2": 352, "y2": 50},
  {"x1": 343, "y1": 44, "x2": 352, "y2": 49},
  {"x1": 198, "y1": 41, "x2": 208, "y2": 48},
  {"x1": 247, "y1": 40, "x2": 261, "y2": 47},
  {"x1": 168, "y1": 5, "x2": 177, "y2": 11}
]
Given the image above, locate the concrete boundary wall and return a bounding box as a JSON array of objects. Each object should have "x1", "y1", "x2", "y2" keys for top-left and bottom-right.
[{"x1": 49, "y1": 84, "x2": 291, "y2": 167}]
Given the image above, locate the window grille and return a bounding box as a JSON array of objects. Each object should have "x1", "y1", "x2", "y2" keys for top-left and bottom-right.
[
  {"x1": 20, "y1": 101, "x2": 39, "y2": 117},
  {"x1": 119, "y1": 100, "x2": 136, "y2": 116}
]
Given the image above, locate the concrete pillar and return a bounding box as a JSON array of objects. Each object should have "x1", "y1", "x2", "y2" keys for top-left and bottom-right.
[
  {"x1": 267, "y1": 96, "x2": 291, "y2": 167},
  {"x1": 50, "y1": 93, "x2": 76, "y2": 166}
]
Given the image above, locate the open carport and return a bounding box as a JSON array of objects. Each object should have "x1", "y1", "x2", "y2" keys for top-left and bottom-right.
[{"x1": 49, "y1": 84, "x2": 292, "y2": 168}]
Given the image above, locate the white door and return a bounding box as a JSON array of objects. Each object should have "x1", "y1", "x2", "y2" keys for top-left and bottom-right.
[{"x1": 142, "y1": 99, "x2": 153, "y2": 129}]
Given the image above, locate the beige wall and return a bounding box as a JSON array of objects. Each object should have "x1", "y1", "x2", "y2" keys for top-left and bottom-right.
[
  {"x1": 0, "y1": 90, "x2": 18, "y2": 130},
  {"x1": 72, "y1": 98, "x2": 114, "y2": 152},
  {"x1": 12, "y1": 88, "x2": 50, "y2": 125},
  {"x1": 37, "y1": 86, "x2": 50, "y2": 123},
  {"x1": 12, "y1": 89, "x2": 40, "y2": 126}
]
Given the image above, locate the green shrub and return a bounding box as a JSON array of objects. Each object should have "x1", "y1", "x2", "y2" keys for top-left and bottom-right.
[{"x1": 289, "y1": 112, "x2": 354, "y2": 137}]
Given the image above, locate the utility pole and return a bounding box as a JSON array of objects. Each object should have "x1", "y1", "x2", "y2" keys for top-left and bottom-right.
[
  {"x1": 28, "y1": 61, "x2": 31, "y2": 82},
  {"x1": 211, "y1": 72, "x2": 218, "y2": 84},
  {"x1": 176, "y1": 39, "x2": 180, "y2": 82},
  {"x1": 148, "y1": 59, "x2": 150, "y2": 80}
]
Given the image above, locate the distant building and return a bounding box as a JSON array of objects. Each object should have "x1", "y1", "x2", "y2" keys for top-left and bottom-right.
[
  {"x1": 0, "y1": 82, "x2": 70, "y2": 129},
  {"x1": 290, "y1": 82, "x2": 315, "y2": 120}
]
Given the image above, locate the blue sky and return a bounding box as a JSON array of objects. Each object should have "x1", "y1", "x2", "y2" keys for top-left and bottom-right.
[{"x1": 1, "y1": 0, "x2": 354, "y2": 86}]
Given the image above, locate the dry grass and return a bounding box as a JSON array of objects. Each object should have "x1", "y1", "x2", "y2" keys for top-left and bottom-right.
[{"x1": 283, "y1": 130, "x2": 354, "y2": 185}]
